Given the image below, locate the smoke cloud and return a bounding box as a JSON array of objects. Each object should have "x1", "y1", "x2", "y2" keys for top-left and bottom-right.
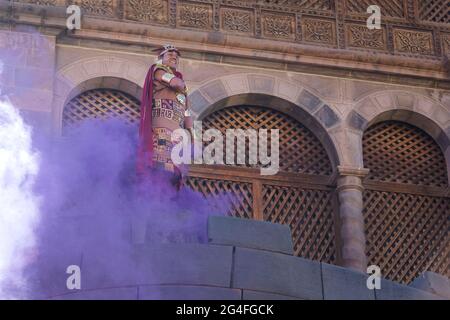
[
  {"x1": 24, "y1": 118, "x2": 233, "y2": 299},
  {"x1": 0, "y1": 31, "x2": 234, "y2": 297},
  {"x1": 0, "y1": 98, "x2": 41, "y2": 299}
]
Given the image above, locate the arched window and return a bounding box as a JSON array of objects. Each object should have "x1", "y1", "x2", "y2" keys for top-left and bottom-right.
[
  {"x1": 363, "y1": 121, "x2": 449, "y2": 284},
  {"x1": 186, "y1": 105, "x2": 337, "y2": 264},
  {"x1": 63, "y1": 90, "x2": 339, "y2": 264},
  {"x1": 63, "y1": 88, "x2": 140, "y2": 130}
]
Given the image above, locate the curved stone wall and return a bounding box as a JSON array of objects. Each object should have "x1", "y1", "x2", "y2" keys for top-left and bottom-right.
[{"x1": 46, "y1": 216, "x2": 447, "y2": 300}]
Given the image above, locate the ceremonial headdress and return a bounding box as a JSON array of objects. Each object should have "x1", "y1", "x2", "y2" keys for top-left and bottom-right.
[{"x1": 152, "y1": 44, "x2": 181, "y2": 58}]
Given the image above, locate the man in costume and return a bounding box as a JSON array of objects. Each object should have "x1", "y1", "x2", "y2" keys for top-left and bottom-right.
[{"x1": 137, "y1": 44, "x2": 193, "y2": 189}]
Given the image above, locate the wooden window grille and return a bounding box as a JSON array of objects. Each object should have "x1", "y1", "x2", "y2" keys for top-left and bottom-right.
[
  {"x1": 187, "y1": 106, "x2": 337, "y2": 264},
  {"x1": 201, "y1": 106, "x2": 333, "y2": 175},
  {"x1": 63, "y1": 88, "x2": 141, "y2": 129},
  {"x1": 346, "y1": 0, "x2": 406, "y2": 19},
  {"x1": 418, "y1": 0, "x2": 450, "y2": 24},
  {"x1": 63, "y1": 91, "x2": 338, "y2": 264},
  {"x1": 363, "y1": 121, "x2": 449, "y2": 284}
]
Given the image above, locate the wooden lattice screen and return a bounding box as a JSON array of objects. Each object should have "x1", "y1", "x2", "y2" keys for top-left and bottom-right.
[
  {"x1": 184, "y1": 176, "x2": 254, "y2": 219},
  {"x1": 63, "y1": 92, "x2": 337, "y2": 264},
  {"x1": 63, "y1": 88, "x2": 141, "y2": 129},
  {"x1": 363, "y1": 121, "x2": 450, "y2": 284},
  {"x1": 418, "y1": 0, "x2": 450, "y2": 24},
  {"x1": 201, "y1": 106, "x2": 333, "y2": 175},
  {"x1": 186, "y1": 106, "x2": 337, "y2": 263}
]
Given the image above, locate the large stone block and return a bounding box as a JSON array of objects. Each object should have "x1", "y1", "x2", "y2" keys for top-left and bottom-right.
[
  {"x1": 294, "y1": 74, "x2": 340, "y2": 100},
  {"x1": 297, "y1": 89, "x2": 322, "y2": 113},
  {"x1": 202, "y1": 80, "x2": 228, "y2": 101},
  {"x1": 33, "y1": 251, "x2": 84, "y2": 299},
  {"x1": 15, "y1": 67, "x2": 53, "y2": 90},
  {"x1": 375, "y1": 279, "x2": 443, "y2": 300},
  {"x1": 396, "y1": 93, "x2": 415, "y2": 109},
  {"x1": 248, "y1": 75, "x2": 275, "y2": 93},
  {"x1": 233, "y1": 247, "x2": 323, "y2": 299},
  {"x1": 139, "y1": 285, "x2": 241, "y2": 300},
  {"x1": 82, "y1": 243, "x2": 233, "y2": 290},
  {"x1": 208, "y1": 216, "x2": 294, "y2": 255},
  {"x1": 277, "y1": 80, "x2": 298, "y2": 102},
  {"x1": 9, "y1": 88, "x2": 53, "y2": 111},
  {"x1": 409, "y1": 272, "x2": 450, "y2": 299},
  {"x1": 315, "y1": 104, "x2": 340, "y2": 128},
  {"x1": 223, "y1": 74, "x2": 249, "y2": 96},
  {"x1": 321, "y1": 263, "x2": 375, "y2": 300},
  {"x1": 347, "y1": 110, "x2": 368, "y2": 131},
  {"x1": 189, "y1": 90, "x2": 210, "y2": 114},
  {"x1": 52, "y1": 287, "x2": 139, "y2": 300},
  {"x1": 0, "y1": 64, "x2": 15, "y2": 87},
  {"x1": 19, "y1": 109, "x2": 53, "y2": 136},
  {"x1": 242, "y1": 290, "x2": 300, "y2": 300}
]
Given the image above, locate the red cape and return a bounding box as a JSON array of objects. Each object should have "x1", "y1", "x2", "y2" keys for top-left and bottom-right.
[{"x1": 136, "y1": 64, "x2": 185, "y2": 177}]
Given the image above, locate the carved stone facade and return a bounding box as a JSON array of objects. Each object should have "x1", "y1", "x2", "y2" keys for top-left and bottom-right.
[
  {"x1": 1, "y1": 0, "x2": 449, "y2": 291},
  {"x1": 303, "y1": 18, "x2": 336, "y2": 45},
  {"x1": 178, "y1": 1, "x2": 213, "y2": 30},
  {"x1": 220, "y1": 7, "x2": 254, "y2": 35},
  {"x1": 346, "y1": 24, "x2": 386, "y2": 50},
  {"x1": 262, "y1": 11, "x2": 295, "y2": 39},
  {"x1": 444, "y1": 34, "x2": 450, "y2": 55},
  {"x1": 126, "y1": 0, "x2": 169, "y2": 24},
  {"x1": 18, "y1": 0, "x2": 58, "y2": 5},
  {"x1": 13, "y1": 0, "x2": 450, "y2": 59},
  {"x1": 393, "y1": 29, "x2": 435, "y2": 55}
]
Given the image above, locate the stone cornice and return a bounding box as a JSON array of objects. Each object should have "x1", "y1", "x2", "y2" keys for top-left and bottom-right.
[{"x1": 1, "y1": 0, "x2": 450, "y2": 88}]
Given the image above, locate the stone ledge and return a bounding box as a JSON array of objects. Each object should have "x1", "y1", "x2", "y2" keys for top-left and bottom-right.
[
  {"x1": 50, "y1": 287, "x2": 139, "y2": 300},
  {"x1": 139, "y1": 285, "x2": 241, "y2": 300},
  {"x1": 2, "y1": 1, "x2": 446, "y2": 78},
  {"x1": 375, "y1": 279, "x2": 443, "y2": 300},
  {"x1": 82, "y1": 243, "x2": 233, "y2": 291},
  {"x1": 232, "y1": 247, "x2": 323, "y2": 300},
  {"x1": 36, "y1": 216, "x2": 447, "y2": 300},
  {"x1": 321, "y1": 263, "x2": 375, "y2": 300},
  {"x1": 208, "y1": 216, "x2": 294, "y2": 255},
  {"x1": 409, "y1": 272, "x2": 450, "y2": 299},
  {"x1": 242, "y1": 290, "x2": 301, "y2": 300}
]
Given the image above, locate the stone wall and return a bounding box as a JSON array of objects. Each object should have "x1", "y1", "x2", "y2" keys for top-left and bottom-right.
[
  {"x1": 0, "y1": 27, "x2": 449, "y2": 284},
  {"x1": 0, "y1": 3, "x2": 449, "y2": 296},
  {"x1": 0, "y1": 30, "x2": 55, "y2": 134},
  {"x1": 46, "y1": 216, "x2": 446, "y2": 300}
]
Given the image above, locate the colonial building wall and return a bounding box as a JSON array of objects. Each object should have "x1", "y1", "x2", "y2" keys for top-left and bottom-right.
[
  {"x1": 52, "y1": 45, "x2": 450, "y2": 166},
  {"x1": 0, "y1": 0, "x2": 449, "y2": 291}
]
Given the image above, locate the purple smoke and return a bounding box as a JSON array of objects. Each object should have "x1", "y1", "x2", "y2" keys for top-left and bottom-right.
[
  {"x1": 1, "y1": 30, "x2": 235, "y2": 299},
  {"x1": 24, "y1": 118, "x2": 231, "y2": 299}
]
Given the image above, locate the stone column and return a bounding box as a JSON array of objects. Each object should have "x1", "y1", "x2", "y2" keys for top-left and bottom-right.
[{"x1": 336, "y1": 166, "x2": 370, "y2": 272}]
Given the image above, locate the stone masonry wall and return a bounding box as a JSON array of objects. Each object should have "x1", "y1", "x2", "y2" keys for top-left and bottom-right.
[
  {"x1": 0, "y1": 30, "x2": 55, "y2": 135},
  {"x1": 46, "y1": 216, "x2": 447, "y2": 300}
]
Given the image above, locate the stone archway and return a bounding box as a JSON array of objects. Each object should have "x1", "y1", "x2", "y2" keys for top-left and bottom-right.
[
  {"x1": 350, "y1": 90, "x2": 450, "y2": 182},
  {"x1": 357, "y1": 106, "x2": 450, "y2": 284},
  {"x1": 188, "y1": 73, "x2": 343, "y2": 167},
  {"x1": 53, "y1": 56, "x2": 149, "y2": 135},
  {"x1": 61, "y1": 86, "x2": 141, "y2": 133},
  {"x1": 185, "y1": 93, "x2": 341, "y2": 265}
]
